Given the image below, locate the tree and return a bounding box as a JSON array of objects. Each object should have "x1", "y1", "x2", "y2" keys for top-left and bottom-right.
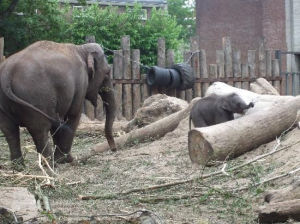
[
  {"x1": 0, "y1": 0, "x2": 68, "y2": 55},
  {"x1": 167, "y1": 0, "x2": 195, "y2": 41}
]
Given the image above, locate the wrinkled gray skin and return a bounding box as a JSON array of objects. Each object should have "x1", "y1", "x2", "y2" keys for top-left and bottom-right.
[
  {"x1": 0, "y1": 41, "x2": 116, "y2": 165},
  {"x1": 189, "y1": 93, "x2": 254, "y2": 129}
]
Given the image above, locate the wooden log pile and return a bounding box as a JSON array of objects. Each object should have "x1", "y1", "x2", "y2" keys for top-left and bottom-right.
[{"x1": 188, "y1": 82, "x2": 300, "y2": 165}]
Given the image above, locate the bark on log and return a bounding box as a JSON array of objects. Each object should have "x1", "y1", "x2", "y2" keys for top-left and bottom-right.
[
  {"x1": 206, "y1": 82, "x2": 293, "y2": 104},
  {"x1": 84, "y1": 98, "x2": 200, "y2": 157},
  {"x1": 250, "y1": 78, "x2": 279, "y2": 95},
  {"x1": 264, "y1": 180, "x2": 300, "y2": 203},
  {"x1": 188, "y1": 97, "x2": 300, "y2": 165},
  {"x1": 258, "y1": 199, "x2": 300, "y2": 223}
]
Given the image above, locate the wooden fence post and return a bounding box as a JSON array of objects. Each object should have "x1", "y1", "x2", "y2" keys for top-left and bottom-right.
[
  {"x1": 233, "y1": 49, "x2": 242, "y2": 88},
  {"x1": 113, "y1": 50, "x2": 123, "y2": 120},
  {"x1": 223, "y1": 37, "x2": 233, "y2": 85},
  {"x1": 132, "y1": 49, "x2": 141, "y2": 116},
  {"x1": 200, "y1": 49, "x2": 208, "y2": 95},
  {"x1": 248, "y1": 50, "x2": 256, "y2": 78},
  {"x1": 190, "y1": 36, "x2": 201, "y2": 97},
  {"x1": 216, "y1": 50, "x2": 225, "y2": 78},
  {"x1": 0, "y1": 37, "x2": 4, "y2": 62},
  {"x1": 272, "y1": 59, "x2": 281, "y2": 93},
  {"x1": 266, "y1": 50, "x2": 272, "y2": 78},
  {"x1": 184, "y1": 51, "x2": 193, "y2": 102},
  {"x1": 241, "y1": 64, "x2": 249, "y2": 90},
  {"x1": 121, "y1": 35, "x2": 132, "y2": 120},
  {"x1": 258, "y1": 38, "x2": 266, "y2": 77},
  {"x1": 166, "y1": 49, "x2": 176, "y2": 97},
  {"x1": 209, "y1": 64, "x2": 218, "y2": 81},
  {"x1": 154, "y1": 37, "x2": 166, "y2": 95}
]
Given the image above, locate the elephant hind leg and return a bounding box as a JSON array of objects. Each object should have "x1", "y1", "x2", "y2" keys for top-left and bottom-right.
[
  {"x1": 0, "y1": 116, "x2": 22, "y2": 167},
  {"x1": 51, "y1": 114, "x2": 80, "y2": 163},
  {"x1": 27, "y1": 127, "x2": 52, "y2": 161}
]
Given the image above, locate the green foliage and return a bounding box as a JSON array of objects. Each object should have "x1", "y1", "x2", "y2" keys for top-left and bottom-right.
[
  {"x1": 167, "y1": 0, "x2": 195, "y2": 40},
  {"x1": 0, "y1": 1, "x2": 183, "y2": 65},
  {"x1": 68, "y1": 4, "x2": 182, "y2": 65},
  {"x1": 0, "y1": 0, "x2": 68, "y2": 55}
]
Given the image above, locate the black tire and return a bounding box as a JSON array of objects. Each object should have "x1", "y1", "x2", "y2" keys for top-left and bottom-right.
[{"x1": 172, "y1": 63, "x2": 195, "y2": 90}]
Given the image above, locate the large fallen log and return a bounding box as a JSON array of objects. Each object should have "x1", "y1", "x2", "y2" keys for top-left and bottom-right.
[
  {"x1": 257, "y1": 199, "x2": 300, "y2": 223},
  {"x1": 188, "y1": 96, "x2": 300, "y2": 165},
  {"x1": 206, "y1": 82, "x2": 293, "y2": 104},
  {"x1": 250, "y1": 78, "x2": 280, "y2": 95},
  {"x1": 264, "y1": 180, "x2": 300, "y2": 203},
  {"x1": 80, "y1": 98, "x2": 200, "y2": 162}
]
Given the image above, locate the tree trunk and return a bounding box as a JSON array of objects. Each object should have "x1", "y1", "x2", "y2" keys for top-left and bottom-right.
[
  {"x1": 206, "y1": 82, "x2": 293, "y2": 104},
  {"x1": 250, "y1": 78, "x2": 279, "y2": 95},
  {"x1": 258, "y1": 199, "x2": 300, "y2": 223},
  {"x1": 79, "y1": 98, "x2": 200, "y2": 162},
  {"x1": 188, "y1": 97, "x2": 300, "y2": 165}
]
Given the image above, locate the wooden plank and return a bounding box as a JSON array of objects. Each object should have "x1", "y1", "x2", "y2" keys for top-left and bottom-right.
[
  {"x1": 208, "y1": 64, "x2": 218, "y2": 81},
  {"x1": 233, "y1": 49, "x2": 242, "y2": 88},
  {"x1": 258, "y1": 39, "x2": 266, "y2": 77},
  {"x1": 222, "y1": 37, "x2": 233, "y2": 85},
  {"x1": 272, "y1": 59, "x2": 281, "y2": 93},
  {"x1": 152, "y1": 37, "x2": 166, "y2": 95},
  {"x1": 113, "y1": 50, "x2": 123, "y2": 120},
  {"x1": 248, "y1": 50, "x2": 256, "y2": 78},
  {"x1": 200, "y1": 49, "x2": 208, "y2": 96},
  {"x1": 166, "y1": 49, "x2": 176, "y2": 96},
  {"x1": 132, "y1": 49, "x2": 141, "y2": 116},
  {"x1": 266, "y1": 50, "x2": 272, "y2": 77},
  {"x1": 121, "y1": 35, "x2": 132, "y2": 120},
  {"x1": 189, "y1": 36, "x2": 201, "y2": 97},
  {"x1": 0, "y1": 37, "x2": 4, "y2": 62},
  {"x1": 184, "y1": 51, "x2": 192, "y2": 102},
  {"x1": 141, "y1": 74, "x2": 150, "y2": 102},
  {"x1": 216, "y1": 50, "x2": 225, "y2": 78},
  {"x1": 241, "y1": 64, "x2": 249, "y2": 90}
]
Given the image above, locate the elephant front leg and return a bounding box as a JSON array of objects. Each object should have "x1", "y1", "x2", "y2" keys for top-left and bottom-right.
[{"x1": 51, "y1": 115, "x2": 80, "y2": 163}]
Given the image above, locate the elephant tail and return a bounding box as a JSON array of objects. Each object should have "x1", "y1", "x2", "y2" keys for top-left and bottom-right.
[
  {"x1": 0, "y1": 69, "x2": 60, "y2": 126},
  {"x1": 189, "y1": 115, "x2": 192, "y2": 130}
]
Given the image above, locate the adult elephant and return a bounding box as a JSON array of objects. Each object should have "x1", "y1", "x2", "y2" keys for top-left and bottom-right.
[{"x1": 0, "y1": 41, "x2": 116, "y2": 165}]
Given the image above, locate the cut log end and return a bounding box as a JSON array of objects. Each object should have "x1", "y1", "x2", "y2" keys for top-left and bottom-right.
[{"x1": 188, "y1": 130, "x2": 213, "y2": 165}]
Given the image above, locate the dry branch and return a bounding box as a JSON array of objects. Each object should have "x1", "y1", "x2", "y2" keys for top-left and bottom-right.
[
  {"x1": 188, "y1": 97, "x2": 300, "y2": 165},
  {"x1": 79, "y1": 98, "x2": 200, "y2": 162}
]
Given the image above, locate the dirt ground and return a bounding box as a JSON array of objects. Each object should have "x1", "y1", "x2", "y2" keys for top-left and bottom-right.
[{"x1": 0, "y1": 116, "x2": 300, "y2": 223}]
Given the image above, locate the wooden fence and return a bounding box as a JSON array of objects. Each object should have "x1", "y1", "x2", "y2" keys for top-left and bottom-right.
[
  {"x1": 84, "y1": 35, "x2": 282, "y2": 121},
  {"x1": 0, "y1": 36, "x2": 284, "y2": 121}
]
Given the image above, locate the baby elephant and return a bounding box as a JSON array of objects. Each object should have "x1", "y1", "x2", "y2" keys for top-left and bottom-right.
[{"x1": 189, "y1": 93, "x2": 254, "y2": 129}]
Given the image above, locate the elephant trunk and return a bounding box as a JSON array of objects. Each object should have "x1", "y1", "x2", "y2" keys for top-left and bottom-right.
[{"x1": 99, "y1": 77, "x2": 117, "y2": 151}]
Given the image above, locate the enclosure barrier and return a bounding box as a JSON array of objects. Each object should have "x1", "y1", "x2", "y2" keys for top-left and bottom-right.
[{"x1": 0, "y1": 36, "x2": 294, "y2": 120}]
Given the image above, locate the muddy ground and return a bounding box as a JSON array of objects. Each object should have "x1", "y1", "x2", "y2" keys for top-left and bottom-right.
[{"x1": 0, "y1": 117, "x2": 299, "y2": 224}]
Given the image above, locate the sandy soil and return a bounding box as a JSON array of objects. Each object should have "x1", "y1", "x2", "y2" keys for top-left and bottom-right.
[{"x1": 0, "y1": 116, "x2": 299, "y2": 223}]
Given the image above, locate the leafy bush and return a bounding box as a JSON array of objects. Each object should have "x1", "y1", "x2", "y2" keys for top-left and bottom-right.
[{"x1": 0, "y1": 1, "x2": 183, "y2": 65}]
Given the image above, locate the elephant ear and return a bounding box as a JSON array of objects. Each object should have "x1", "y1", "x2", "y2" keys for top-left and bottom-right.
[
  {"x1": 87, "y1": 53, "x2": 95, "y2": 79},
  {"x1": 221, "y1": 99, "x2": 232, "y2": 112}
]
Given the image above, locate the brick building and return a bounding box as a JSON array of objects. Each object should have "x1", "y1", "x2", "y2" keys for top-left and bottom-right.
[{"x1": 196, "y1": 0, "x2": 300, "y2": 74}]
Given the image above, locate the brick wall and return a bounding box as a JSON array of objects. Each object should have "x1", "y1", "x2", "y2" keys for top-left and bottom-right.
[{"x1": 196, "y1": 0, "x2": 287, "y2": 65}]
